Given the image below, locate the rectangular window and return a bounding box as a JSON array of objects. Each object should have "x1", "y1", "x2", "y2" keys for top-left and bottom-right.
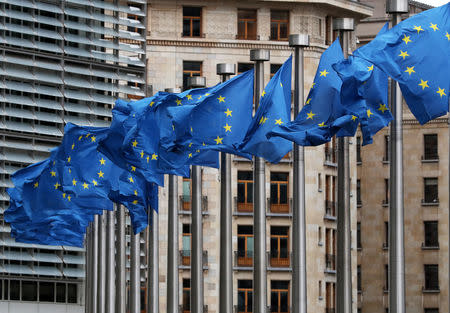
[
  {"x1": 424, "y1": 264, "x2": 439, "y2": 291},
  {"x1": 56, "y1": 283, "x2": 66, "y2": 303},
  {"x1": 10, "y1": 280, "x2": 20, "y2": 301},
  {"x1": 67, "y1": 283, "x2": 77, "y2": 303},
  {"x1": 318, "y1": 173, "x2": 322, "y2": 191},
  {"x1": 270, "y1": 226, "x2": 290, "y2": 267},
  {"x1": 182, "y1": 224, "x2": 191, "y2": 266},
  {"x1": 424, "y1": 178, "x2": 438, "y2": 203},
  {"x1": 270, "y1": 280, "x2": 289, "y2": 313},
  {"x1": 424, "y1": 309, "x2": 439, "y2": 313},
  {"x1": 423, "y1": 134, "x2": 438, "y2": 160},
  {"x1": 325, "y1": 282, "x2": 333, "y2": 311},
  {"x1": 39, "y1": 281, "x2": 55, "y2": 302},
  {"x1": 384, "y1": 179, "x2": 389, "y2": 205},
  {"x1": 182, "y1": 279, "x2": 191, "y2": 312},
  {"x1": 357, "y1": 265, "x2": 362, "y2": 291},
  {"x1": 237, "y1": 9, "x2": 257, "y2": 40},
  {"x1": 21, "y1": 281, "x2": 37, "y2": 301},
  {"x1": 270, "y1": 64, "x2": 282, "y2": 78},
  {"x1": 237, "y1": 225, "x2": 254, "y2": 267},
  {"x1": 424, "y1": 221, "x2": 439, "y2": 247},
  {"x1": 270, "y1": 10, "x2": 289, "y2": 41},
  {"x1": 357, "y1": 179, "x2": 361, "y2": 206},
  {"x1": 325, "y1": 137, "x2": 336, "y2": 164},
  {"x1": 357, "y1": 222, "x2": 361, "y2": 249},
  {"x1": 237, "y1": 171, "x2": 253, "y2": 212},
  {"x1": 385, "y1": 264, "x2": 389, "y2": 291},
  {"x1": 356, "y1": 136, "x2": 362, "y2": 163},
  {"x1": 183, "y1": 7, "x2": 202, "y2": 37},
  {"x1": 384, "y1": 221, "x2": 389, "y2": 248},
  {"x1": 384, "y1": 135, "x2": 389, "y2": 161},
  {"x1": 182, "y1": 177, "x2": 191, "y2": 211},
  {"x1": 270, "y1": 172, "x2": 289, "y2": 213},
  {"x1": 183, "y1": 61, "x2": 202, "y2": 91},
  {"x1": 237, "y1": 63, "x2": 253, "y2": 74},
  {"x1": 238, "y1": 280, "x2": 253, "y2": 313}
]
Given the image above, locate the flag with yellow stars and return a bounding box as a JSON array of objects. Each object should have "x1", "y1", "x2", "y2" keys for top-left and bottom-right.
[
  {"x1": 354, "y1": 3, "x2": 450, "y2": 124},
  {"x1": 164, "y1": 69, "x2": 254, "y2": 158},
  {"x1": 333, "y1": 23, "x2": 393, "y2": 145},
  {"x1": 238, "y1": 56, "x2": 293, "y2": 163},
  {"x1": 268, "y1": 39, "x2": 357, "y2": 146}
]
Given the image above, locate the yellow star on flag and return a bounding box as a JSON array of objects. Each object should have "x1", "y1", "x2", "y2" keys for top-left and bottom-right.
[
  {"x1": 261, "y1": 90, "x2": 266, "y2": 97},
  {"x1": 131, "y1": 166, "x2": 136, "y2": 172},
  {"x1": 413, "y1": 25, "x2": 424, "y2": 34},
  {"x1": 367, "y1": 65, "x2": 374, "y2": 71},
  {"x1": 92, "y1": 180, "x2": 98, "y2": 186},
  {"x1": 98, "y1": 170, "x2": 104, "y2": 178},
  {"x1": 367, "y1": 109, "x2": 374, "y2": 117},
  {"x1": 311, "y1": 82, "x2": 316, "y2": 89},
  {"x1": 134, "y1": 190, "x2": 138, "y2": 196},
  {"x1": 259, "y1": 116, "x2": 267, "y2": 125},
  {"x1": 214, "y1": 136, "x2": 223, "y2": 145},
  {"x1": 82, "y1": 182, "x2": 89, "y2": 189},
  {"x1": 319, "y1": 69, "x2": 329, "y2": 77},
  {"x1": 351, "y1": 115, "x2": 358, "y2": 121},
  {"x1": 99, "y1": 158, "x2": 106, "y2": 165},
  {"x1": 224, "y1": 109, "x2": 232, "y2": 117},
  {"x1": 398, "y1": 50, "x2": 409, "y2": 60},
  {"x1": 50, "y1": 171, "x2": 56, "y2": 177},
  {"x1": 186, "y1": 94, "x2": 193, "y2": 100},
  {"x1": 151, "y1": 153, "x2": 158, "y2": 160},
  {"x1": 149, "y1": 101, "x2": 154, "y2": 107},
  {"x1": 418, "y1": 79, "x2": 429, "y2": 90},
  {"x1": 132, "y1": 140, "x2": 138, "y2": 147},
  {"x1": 146, "y1": 155, "x2": 150, "y2": 163},
  {"x1": 205, "y1": 93, "x2": 210, "y2": 97},
  {"x1": 78, "y1": 135, "x2": 83, "y2": 141},
  {"x1": 33, "y1": 182, "x2": 39, "y2": 188},
  {"x1": 402, "y1": 34, "x2": 411, "y2": 44},
  {"x1": 128, "y1": 176, "x2": 134, "y2": 183},
  {"x1": 176, "y1": 99, "x2": 182, "y2": 105},
  {"x1": 132, "y1": 200, "x2": 138, "y2": 205},
  {"x1": 85, "y1": 133, "x2": 90, "y2": 138},
  {"x1": 378, "y1": 103, "x2": 388, "y2": 113},
  {"x1": 71, "y1": 143, "x2": 75, "y2": 150},
  {"x1": 436, "y1": 87, "x2": 446, "y2": 98},
  {"x1": 318, "y1": 122, "x2": 326, "y2": 127},
  {"x1": 306, "y1": 98, "x2": 312, "y2": 105},
  {"x1": 67, "y1": 195, "x2": 71, "y2": 201},
  {"x1": 405, "y1": 66, "x2": 415, "y2": 75},
  {"x1": 62, "y1": 193, "x2": 66, "y2": 198},
  {"x1": 91, "y1": 136, "x2": 96, "y2": 142},
  {"x1": 72, "y1": 179, "x2": 77, "y2": 186},
  {"x1": 217, "y1": 95, "x2": 226, "y2": 103},
  {"x1": 188, "y1": 153, "x2": 193, "y2": 158},
  {"x1": 275, "y1": 119, "x2": 283, "y2": 125},
  {"x1": 54, "y1": 182, "x2": 60, "y2": 189},
  {"x1": 188, "y1": 142, "x2": 193, "y2": 147},
  {"x1": 140, "y1": 150, "x2": 144, "y2": 158},
  {"x1": 223, "y1": 124, "x2": 232, "y2": 132},
  {"x1": 280, "y1": 82, "x2": 283, "y2": 87},
  {"x1": 67, "y1": 156, "x2": 71, "y2": 163},
  {"x1": 306, "y1": 111, "x2": 315, "y2": 120},
  {"x1": 446, "y1": 32, "x2": 450, "y2": 41},
  {"x1": 429, "y1": 23, "x2": 439, "y2": 31}
]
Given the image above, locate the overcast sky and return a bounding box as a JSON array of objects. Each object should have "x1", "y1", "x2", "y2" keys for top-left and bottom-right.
[{"x1": 415, "y1": 0, "x2": 449, "y2": 6}]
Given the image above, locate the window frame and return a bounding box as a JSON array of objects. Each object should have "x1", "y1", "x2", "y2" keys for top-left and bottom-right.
[
  {"x1": 270, "y1": 10, "x2": 289, "y2": 41},
  {"x1": 237, "y1": 9, "x2": 258, "y2": 40},
  {"x1": 182, "y1": 7, "x2": 202, "y2": 38},
  {"x1": 270, "y1": 280, "x2": 290, "y2": 313}
]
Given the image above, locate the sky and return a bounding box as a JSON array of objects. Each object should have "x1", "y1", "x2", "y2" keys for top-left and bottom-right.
[{"x1": 415, "y1": 0, "x2": 449, "y2": 6}]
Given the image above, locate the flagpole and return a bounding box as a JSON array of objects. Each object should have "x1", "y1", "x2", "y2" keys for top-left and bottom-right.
[
  {"x1": 187, "y1": 76, "x2": 207, "y2": 313},
  {"x1": 106, "y1": 208, "x2": 116, "y2": 313},
  {"x1": 217, "y1": 63, "x2": 236, "y2": 313},
  {"x1": 250, "y1": 49, "x2": 270, "y2": 313},
  {"x1": 148, "y1": 205, "x2": 159, "y2": 313},
  {"x1": 97, "y1": 213, "x2": 106, "y2": 313},
  {"x1": 85, "y1": 223, "x2": 91, "y2": 313},
  {"x1": 165, "y1": 87, "x2": 181, "y2": 313},
  {"x1": 92, "y1": 215, "x2": 99, "y2": 313},
  {"x1": 130, "y1": 230, "x2": 141, "y2": 313},
  {"x1": 289, "y1": 34, "x2": 310, "y2": 313},
  {"x1": 333, "y1": 17, "x2": 354, "y2": 313},
  {"x1": 386, "y1": 1, "x2": 407, "y2": 312},
  {"x1": 115, "y1": 205, "x2": 126, "y2": 313}
]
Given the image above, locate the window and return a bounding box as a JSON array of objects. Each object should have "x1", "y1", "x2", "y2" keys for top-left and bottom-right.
[
  {"x1": 318, "y1": 173, "x2": 322, "y2": 191},
  {"x1": 182, "y1": 279, "x2": 191, "y2": 312},
  {"x1": 357, "y1": 222, "x2": 361, "y2": 249},
  {"x1": 10, "y1": 280, "x2": 19, "y2": 300},
  {"x1": 384, "y1": 264, "x2": 389, "y2": 291},
  {"x1": 356, "y1": 136, "x2": 362, "y2": 163},
  {"x1": 237, "y1": 225, "x2": 254, "y2": 267},
  {"x1": 325, "y1": 228, "x2": 335, "y2": 270},
  {"x1": 237, "y1": 171, "x2": 253, "y2": 212},
  {"x1": 183, "y1": 61, "x2": 202, "y2": 91},
  {"x1": 318, "y1": 226, "x2": 322, "y2": 245},
  {"x1": 270, "y1": 281, "x2": 289, "y2": 313},
  {"x1": 181, "y1": 177, "x2": 191, "y2": 210},
  {"x1": 384, "y1": 222, "x2": 389, "y2": 248},
  {"x1": 424, "y1": 309, "x2": 439, "y2": 313},
  {"x1": 270, "y1": 64, "x2": 282, "y2": 78},
  {"x1": 237, "y1": 63, "x2": 253, "y2": 74},
  {"x1": 237, "y1": 280, "x2": 252, "y2": 313},
  {"x1": 270, "y1": 172, "x2": 289, "y2": 213},
  {"x1": 325, "y1": 137, "x2": 336, "y2": 164},
  {"x1": 423, "y1": 178, "x2": 438, "y2": 203},
  {"x1": 183, "y1": 7, "x2": 202, "y2": 37},
  {"x1": 325, "y1": 16, "x2": 335, "y2": 45},
  {"x1": 424, "y1": 264, "x2": 439, "y2": 291},
  {"x1": 357, "y1": 179, "x2": 361, "y2": 206},
  {"x1": 318, "y1": 280, "x2": 322, "y2": 299},
  {"x1": 237, "y1": 9, "x2": 257, "y2": 40},
  {"x1": 56, "y1": 283, "x2": 66, "y2": 303},
  {"x1": 325, "y1": 175, "x2": 336, "y2": 217},
  {"x1": 357, "y1": 265, "x2": 362, "y2": 292},
  {"x1": 384, "y1": 179, "x2": 389, "y2": 205},
  {"x1": 384, "y1": 135, "x2": 389, "y2": 162},
  {"x1": 39, "y1": 281, "x2": 55, "y2": 302},
  {"x1": 270, "y1": 226, "x2": 289, "y2": 267},
  {"x1": 68, "y1": 283, "x2": 77, "y2": 303},
  {"x1": 325, "y1": 282, "x2": 334, "y2": 312},
  {"x1": 182, "y1": 224, "x2": 191, "y2": 266},
  {"x1": 423, "y1": 134, "x2": 438, "y2": 160},
  {"x1": 424, "y1": 221, "x2": 439, "y2": 248},
  {"x1": 270, "y1": 10, "x2": 289, "y2": 41}
]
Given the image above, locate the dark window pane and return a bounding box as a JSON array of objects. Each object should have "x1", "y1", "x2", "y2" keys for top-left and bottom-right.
[
  {"x1": 270, "y1": 64, "x2": 282, "y2": 76},
  {"x1": 141, "y1": 289, "x2": 146, "y2": 311},
  {"x1": 271, "y1": 172, "x2": 288, "y2": 181},
  {"x1": 270, "y1": 292, "x2": 278, "y2": 312},
  {"x1": 238, "y1": 237, "x2": 245, "y2": 254},
  {"x1": 424, "y1": 178, "x2": 438, "y2": 203},
  {"x1": 247, "y1": 183, "x2": 253, "y2": 203},
  {"x1": 424, "y1": 264, "x2": 439, "y2": 290},
  {"x1": 384, "y1": 135, "x2": 389, "y2": 161},
  {"x1": 0, "y1": 279, "x2": 2, "y2": 300},
  {"x1": 238, "y1": 171, "x2": 253, "y2": 180},
  {"x1": 238, "y1": 183, "x2": 245, "y2": 203},
  {"x1": 247, "y1": 21, "x2": 257, "y2": 39},
  {"x1": 357, "y1": 265, "x2": 362, "y2": 291},
  {"x1": 270, "y1": 237, "x2": 278, "y2": 254},
  {"x1": 56, "y1": 283, "x2": 66, "y2": 303},
  {"x1": 237, "y1": 63, "x2": 253, "y2": 75},
  {"x1": 357, "y1": 179, "x2": 361, "y2": 204},
  {"x1": 424, "y1": 134, "x2": 438, "y2": 159},
  {"x1": 238, "y1": 290, "x2": 246, "y2": 311},
  {"x1": 280, "y1": 238, "x2": 288, "y2": 258},
  {"x1": 182, "y1": 19, "x2": 191, "y2": 36},
  {"x1": 67, "y1": 284, "x2": 77, "y2": 303},
  {"x1": 238, "y1": 21, "x2": 246, "y2": 38},
  {"x1": 279, "y1": 23, "x2": 288, "y2": 39},
  {"x1": 279, "y1": 184, "x2": 287, "y2": 204},
  {"x1": 183, "y1": 7, "x2": 201, "y2": 17},
  {"x1": 22, "y1": 281, "x2": 37, "y2": 301},
  {"x1": 425, "y1": 221, "x2": 439, "y2": 247},
  {"x1": 271, "y1": 280, "x2": 289, "y2": 289},
  {"x1": 238, "y1": 225, "x2": 253, "y2": 235},
  {"x1": 10, "y1": 280, "x2": 20, "y2": 300},
  {"x1": 39, "y1": 281, "x2": 55, "y2": 302},
  {"x1": 183, "y1": 279, "x2": 190, "y2": 288},
  {"x1": 270, "y1": 183, "x2": 278, "y2": 204},
  {"x1": 238, "y1": 9, "x2": 257, "y2": 20},
  {"x1": 271, "y1": 226, "x2": 288, "y2": 236},
  {"x1": 248, "y1": 292, "x2": 253, "y2": 311},
  {"x1": 356, "y1": 136, "x2": 362, "y2": 163},
  {"x1": 192, "y1": 19, "x2": 201, "y2": 36},
  {"x1": 280, "y1": 291, "x2": 288, "y2": 311},
  {"x1": 238, "y1": 279, "x2": 252, "y2": 289},
  {"x1": 271, "y1": 10, "x2": 289, "y2": 20},
  {"x1": 270, "y1": 23, "x2": 278, "y2": 40},
  {"x1": 357, "y1": 222, "x2": 361, "y2": 249}
]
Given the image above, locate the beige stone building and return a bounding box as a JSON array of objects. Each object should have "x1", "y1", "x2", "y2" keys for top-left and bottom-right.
[
  {"x1": 355, "y1": 1, "x2": 449, "y2": 313},
  {"x1": 146, "y1": 1, "x2": 372, "y2": 312}
]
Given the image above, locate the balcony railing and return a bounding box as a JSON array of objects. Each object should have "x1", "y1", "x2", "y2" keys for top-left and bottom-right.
[
  {"x1": 179, "y1": 195, "x2": 209, "y2": 213},
  {"x1": 267, "y1": 251, "x2": 291, "y2": 268},
  {"x1": 234, "y1": 250, "x2": 253, "y2": 268},
  {"x1": 324, "y1": 200, "x2": 336, "y2": 218},
  {"x1": 234, "y1": 196, "x2": 253, "y2": 215},
  {"x1": 179, "y1": 250, "x2": 208, "y2": 267},
  {"x1": 325, "y1": 253, "x2": 335, "y2": 271},
  {"x1": 266, "y1": 198, "x2": 292, "y2": 215},
  {"x1": 234, "y1": 305, "x2": 253, "y2": 313},
  {"x1": 324, "y1": 147, "x2": 336, "y2": 165}
]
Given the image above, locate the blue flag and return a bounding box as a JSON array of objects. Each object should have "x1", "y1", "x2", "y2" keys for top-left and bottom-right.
[
  {"x1": 238, "y1": 56, "x2": 293, "y2": 163},
  {"x1": 354, "y1": 3, "x2": 450, "y2": 124},
  {"x1": 267, "y1": 39, "x2": 358, "y2": 146},
  {"x1": 164, "y1": 70, "x2": 254, "y2": 157},
  {"x1": 333, "y1": 23, "x2": 393, "y2": 145}
]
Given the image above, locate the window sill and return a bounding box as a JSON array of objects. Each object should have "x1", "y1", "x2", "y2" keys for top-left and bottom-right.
[
  {"x1": 421, "y1": 159, "x2": 439, "y2": 163},
  {"x1": 382, "y1": 160, "x2": 389, "y2": 164},
  {"x1": 324, "y1": 215, "x2": 337, "y2": 222},
  {"x1": 357, "y1": 161, "x2": 362, "y2": 166},
  {"x1": 382, "y1": 202, "x2": 389, "y2": 207},
  {"x1": 357, "y1": 247, "x2": 362, "y2": 251},
  {"x1": 382, "y1": 244, "x2": 388, "y2": 251},
  {"x1": 324, "y1": 161, "x2": 337, "y2": 168},
  {"x1": 383, "y1": 289, "x2": 389, "y2": 294},
  {"x1": 421, "y1": 245, "x2": 440, "y2": 250},
  {"x1": 358, "y1": 290, "x2": 362, "y2": 294},
  {"x1": 324, "y1": 269, "x2": 336, "y2": 275},
  {"x1": 421, "y1": 202, "x2": 439, "y2": 207},
  {"x1": 318, "y1": 241, "x2": 324, "y2": 247},
  {"x1": 422, "y1": 288, "x2": 440, "y2": 294}
]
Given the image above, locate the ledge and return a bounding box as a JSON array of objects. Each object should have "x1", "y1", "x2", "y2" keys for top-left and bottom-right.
[{"x1": 422, "y1": 288, "x2": 440, "y2": 294}]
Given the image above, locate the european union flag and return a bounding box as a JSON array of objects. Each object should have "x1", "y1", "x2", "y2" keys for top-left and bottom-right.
[
  {"x1": 238, "y1": 56, "x2": 293, "y2": 163},
  {"x1": 165, "y1": 69, "x2": 254, "y2": 157},
  {"x1": 354, "y1": 3, "x2": 450, "y2": 124},
  {"x1": 267, "y1": 39, "x2": 357, "y2": 146},
  {"x1": 333, "y1": 23, "x2": 393, "y2": 145}
]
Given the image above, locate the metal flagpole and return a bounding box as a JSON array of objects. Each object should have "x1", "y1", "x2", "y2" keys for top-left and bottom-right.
[
  {"x1": 333, "y1": 17, "x2": 354, "y2": 313},
  {"x1": 130, "y1": 231, "x2": 141, "y2": 313},
  {"x1": 115, "y1": 205, "x2": 126, "y2": 313},
  {"x1": 148, "y1": 204, "x2": 159, "y2": 313},
  {"x1": 217, "y1": 63, "x2": 236, "y2": 313},
  {"x1": 92, "y1": 215, "x2": 99, "y2": 313},
  {"x1": 106, "y1": 208, "x2": 116, "y2": 313},
  {"x1": 387, "y1": 1, "x2": 407, "y2": 312},
  {"x1": 97, "y1": 213, "x2": 106, "y2": 313},
  {"x1": 289, "y1": 34, "x2": 310, "y2": 313},
  {"x1": 85, "y1": 223, "x2": 91, "y2": 313},
  {"x1": 187, "y1": 76, "x2": 207, "y2": 313},
  {"x1": 250, "y1": 49, "x2": 270, "y2": 313},
  {"x1": 165, "y1": 87, "x2": 181, "y2": 313}
]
